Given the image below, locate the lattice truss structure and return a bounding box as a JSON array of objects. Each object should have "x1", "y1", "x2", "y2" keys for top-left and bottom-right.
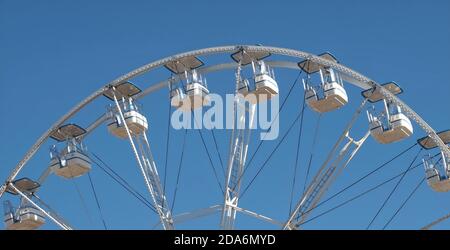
[{"x1": 1, "y1": 45, "x2": 449, "y2": 230}]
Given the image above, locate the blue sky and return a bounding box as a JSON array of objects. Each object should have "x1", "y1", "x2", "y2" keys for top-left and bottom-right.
[{"x1": 0, "y1": 0, "x2": 449, "y2": 229}]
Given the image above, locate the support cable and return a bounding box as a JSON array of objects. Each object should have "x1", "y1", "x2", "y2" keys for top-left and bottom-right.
[
  {"x1": 31, "y1": 193, "x2": 73, "y2": 229},
  {"x1": 90, "y1": 152, "x2": 157, "y2": 214},
  {"x1": 302, "y1": 114, "x2": 322, "y2": 195},
  {"x1": 298, "y1": 152, "x2": 440, "y2": 226},
  {"x1": 289, "y1": 90, "x2": 307, "y2": 214},
  {"x1": 311, "y1": 143, "x2": 418, "y2": 211},
  {"x1": 211, "y1": 129, "x2": 226, "y2": 177},
  {"x1": 10, "y1": 184, "x2": 71, "y2": 230},
  {"x1": 163, "y1": 97, "x2": 172, "y2": 197},
  {"x1": 63, "y1": 156, "x2": 93, "y2": 225},
  {"x1": 298, "y1": 161, "x2": 421, "y2": 226},
  {"x1": 111, "y1": 91, "x2": 172, "y2": 229},
  {"x1": 382, "y1": 177, "x2": 425, "y2": 229},
  {"x1": 233, "y1": 70, "x2": 304, "y2": 190},
  {"x1": 171, "y1": 129, "x2": 188, "y2": 213},
  {"x1": 70, "y1": 176, "x2": 93, "y2": 226},
  {"x1": 366, "y1": 147, "x2": 423, "y2": 229},
  {"x1": 240, "y1": 107, "x2": 304, "y2": 199},
  {"x1": 87, "y1": 172, "x2": 108, "y2": 229},
  {"x1": 193, "y1": 113, "x2": 225, "y2": 195},
  {"x1": 383, "y1": 151, "x2": 445, "y2": 230}
]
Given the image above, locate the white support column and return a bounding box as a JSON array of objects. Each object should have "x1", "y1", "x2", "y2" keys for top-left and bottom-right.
[
  {"x1": 221, "y1": 99, "x2": 256, "y2": 230},
  {"x1": 2, "y1": 45, "x2": 449, "y2": 203},
  {"x1": 111, "y1": 90, "x2": 174, "y2": 230},
  {"x1": 284, "y1": 99, "x2": 369, "y2": 230},
  {"x1": 441, "y1": 151, "x2": 449, "y2": 175},
  {"x1": 284, "y1": 131, "x2": 369, "y2": 229},
  {"x1": 8, "y1": 183, "x2": 72, "y2": 230},
  {"x1": 220, "y1": 60, "x2": 257, "y2": 229},
  {"x1": 32, "y1": 193, "x2": 73, "y2": 229},
  {"x1": 234, "y1": 206, "x2": 284, "y2": 227},
  {"x1": 139, "y1": 132, "x2": 173, "y2": 223}
]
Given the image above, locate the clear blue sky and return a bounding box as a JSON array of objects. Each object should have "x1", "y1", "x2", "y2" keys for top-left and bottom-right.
[{"x1": 0, "y1": 0, "x2": 449, "y2": 229}]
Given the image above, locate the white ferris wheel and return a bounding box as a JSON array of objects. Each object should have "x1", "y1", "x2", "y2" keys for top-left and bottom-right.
[{"x1": 1, "y1": 45, "x2": 449, "y2": 230}]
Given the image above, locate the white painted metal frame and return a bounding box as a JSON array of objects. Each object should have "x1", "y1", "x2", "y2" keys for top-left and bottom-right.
[
  {"x1": 8, "y1": 183, "x2": 72, "y2": 230},
  {"x1": 1, "y1": 45, "x2": 447, "y2": 230},
  {"x1": 153, "y1": 205, "x2": 222, "y2": 229},
  {"x1": 31, "y1": 193, "x2": 73, "y2": 229},
  {"x1": 221, "y1": 62, "x2": 257, "y2": 229},
  {"x1": 152, "y1": 205, "x2": 283, "y2": 229},
  {"x1": 284, "y1": 99, "x2": 371, "y2": 229},
  {"x1": 112, "y1": 91, "x2": 174, "y2": 230}
]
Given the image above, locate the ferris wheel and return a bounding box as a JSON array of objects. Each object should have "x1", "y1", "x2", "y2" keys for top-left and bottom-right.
[{"x1": 1, "y1": 45, "x2": 449, "y2": 230}]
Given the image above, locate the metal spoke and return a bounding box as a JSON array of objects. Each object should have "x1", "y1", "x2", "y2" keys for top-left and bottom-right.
[
  {"x1": 9, "y1": 183, "x2": 72, "y2": 230},
  {"x1": 0, "y1": 45, "x2": 447, "y2": 231}
]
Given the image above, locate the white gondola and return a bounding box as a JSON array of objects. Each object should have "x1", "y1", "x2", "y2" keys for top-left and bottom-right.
[
  {"x1": 236, "y1": 61, "x2": 278, "y2": 104},
  {"x1": 230, "y1": 49, "x2": 277, "y2": 104},
  {"x1": 423, "y1": 155, "x2": 450, "y2": 192},
  {"x1": 418, "y1": 130, "x2": 450, "y2": 192},
  {"x1": 251, "y1": 60, "x2": 278, "y2": 103},
  {"x1": 367, "y1": 100, "x2": 413, "y2": 144},
  {"x1": 4, "y1": 200, "x2": 45, "y2": 230},
  {"x1": 50, "y1": 138, "x2": 91, "y2": 179},
  {"x1": 170, "y1": 70, "x2": 210, "y2": 111},
  {"x1": 49, "y1": 124, "x2": 91, "y2": 179},
  {"x1": 299, "y1": 53, "x2": 348, "y2": 113},
  {"x1": 303, "y1": 67, "x2": 348, "y2": 113},
  {"x1": 108, "y1": 97, "x2": 148, "y2": 139}
]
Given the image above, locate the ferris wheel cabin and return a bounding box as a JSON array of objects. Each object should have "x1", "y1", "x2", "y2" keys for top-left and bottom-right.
[
  {"x1": 299, "y1": 53, "x2": 348, "y2": 113},
  {"x1": 252, "y1": 60, "x2": 279, "y2": 102},
  {"x1": 363, "y1": 82, "x2": 413, "y2": 144},
  {"x1": 185, "y1": 70, "x2": 210, "y2": 110},
  {"x1": 104, "y1": 82, "x2": 148, "y2": 139},
  {"x1": 4, "y1": 204, "x2": 45, "y2": 230},
  {"x1": 418, "y1": 130, "x2": 450, "y2": 192},
  {"x1": 231, "y1": 50, "x2": 278, "y2": 104},
  {"x1": 4, "y1": 179, "x2": 45, "y2": 230},
  {"x1": 49, "y1": 124, "x2": 92, "y2": 179},
  {"x1": 165, "y1": 56, "x2": 210, "y2": 111}
]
